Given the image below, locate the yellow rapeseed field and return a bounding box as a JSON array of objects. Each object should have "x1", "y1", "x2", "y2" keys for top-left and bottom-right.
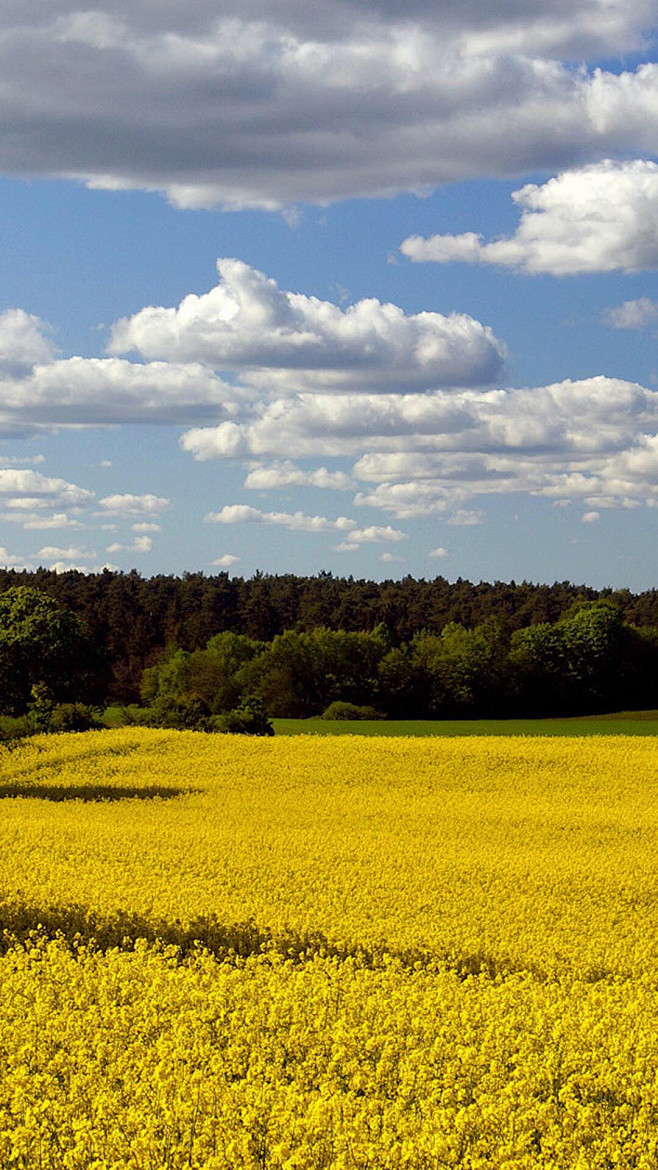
[{"x1": 1, "y1": 729, "x2": 658, "y2": 1168}]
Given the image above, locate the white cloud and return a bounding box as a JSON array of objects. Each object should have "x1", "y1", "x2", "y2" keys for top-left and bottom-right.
[
  {"x1": 48, "y1": 561, "x2": 90, "y2": 574},
  {"x1": 581, "y1": 510, "x2": 601, "y2": 523},
  {"x1": 378, "y1": 552, "x2": 405, "y2": 563},
  {"x1": 1, "y1": 512, "x2": 85, "y2": 530},
  {"x1": 429, "y1": 547, "x2": 448, "y2": 558},
  {"x1": 212, "y1": 554, "x2": 241, "y2": 567},
  {"x1": 110, "y1": 258, "x2": 505, "y2": 390},
  {"x1": 98, "y1": 493, "x2": 171, "y2": 517},
  {"x1": 106, "y1": 535, "x2": 153, "y2": 554},
  {"x1": 205, "y1": 504, "x2": 407, "y2": 547},
  {"x1": 341, "y1": 525, "x2": 407, "y2": 544},
  {"x1": 181, "y1": 391, "x2": 479, "y2": 462},
  {"x1": 0, "y1": 469, "x2": 92, "y2": 529},
  {"x1": 37, "y1": 546, "x2": 91, "y2": 560},
  {"x1": 131, "y1": 522, "x2": 161, "y2": 532},
  {"x1": 0, "y1": 356, "x2": 236, "y2": 428},
  {"x1": 99, "y1": 459, "x2": 113, "y2": 467},
  {"x1": 205, "y1": 504, "x2": 356, "y2": 533},
  {"x1": 447, "y1": 509, "x2": 484, "y2": 526},
  {"x1": 0, "y1": 547, "x2": 33, "y2": 568},
  {"x1": 1, "y1": 4, "x2": 658, "y2": 209},
  {"x1": 401, "y1": 161, "x2": 658, "y2": 276},
  {"x1": 602, "y1": 298, "x2": 658, "y2": 329},
  {"x1": 244, "y1": 462, "x2": 353, "y2": 491},
  {"x1": 0, "y1": 310, "x2": 56, "y2": 376},
  {"x1": 0, "y1": 468, "x2": 92, "y2": 507},
  {"x1": 0, "y1": 264, "x2": 503, "y2": 436},
  {"x1": 0, "y1": 454, "x2": 46, "y2": 466},
  {"x1": 183, "y1": 374, "x2": 658, "y2": 519}
]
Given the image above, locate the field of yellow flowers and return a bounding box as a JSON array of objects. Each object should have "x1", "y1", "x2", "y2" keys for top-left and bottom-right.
[{"x1": 1, "y1": 729, "x2": 658, "y2": 1168}]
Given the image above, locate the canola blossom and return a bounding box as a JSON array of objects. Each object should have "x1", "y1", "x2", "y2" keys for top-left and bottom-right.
[{"x1": 1, "y1": 729, "x2": 658, "y2": 1167}]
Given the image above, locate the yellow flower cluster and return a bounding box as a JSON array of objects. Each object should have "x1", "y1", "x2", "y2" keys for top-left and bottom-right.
[{"x1": 1, "y1": 729, "x2": 658, "y2": 1166}]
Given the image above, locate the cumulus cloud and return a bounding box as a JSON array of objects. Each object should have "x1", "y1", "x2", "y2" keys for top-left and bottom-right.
[
  {"x1": 110, "y1": 258, "x2": 505, "y2": 390},
  {"x1": 0, "y1": 264, "x2": 503, "y2": 435},
  {"x1": 205, "y1": 505, "x2": 356, "y2": 533},
  {"x1": 0, "y1": 468, "x2": 91, "y2": 505},
  {"x1": 0, "y1": 547, "x2": 33, "y2": 568},
  {"x1": 212, "y1": 554, "x2": 241, "y2": 567},
  {"x1": 602, "y1": 297, "x2": 658, "y2": 328},
  {"x1": 106, "y1": 535, "x2": 153, "y2": 554},
  {"x1": 0, "y1": 356, "x2": 236, "y2": 430},
  {"x1": 205, "y1": 503, "x2": 407, "y2": 545},
  {"x1": 37, "y1": 546, "x2": 91, "y2": 560},
  {"x1": 244, "y1": 462, "x2": 353, "y2": 491},
  {"x1": 429, "y1": 547, "x2": 448, "y2": 558},
  {"x1": 0, "y1": 454, "x2": 46, "y2": 466},
  {"x1": 581, "y1": 510, "x2": 601, "y2": 522},
  {"x1": 345, "y1": 525, "x2": 407, "y2": 544},
  {"x1": 0, "y1": 512, "x2": 85, "y2": 530},
  {"x1": 379, "y1": 552, "x2": 405, "y2": 564},
  {"x1": 131, "y1": 522, "x2": 161, "y2": 532},
  {"x1": 48, "y1": 561, "x2": 91, "y2": 573},
  {"x1": 97, "y1": 493, "x2": 171, "y2": 517},
  {"x1": 0, "y1": 310, "x2": 56, "y2": 376},
  {"x1": 401, "y1": 161, "x2": 658, "y2": 276},
  {"x1": 0, "y1": 470, "x2": 93, "y2": 530},
  {"x1": 1, "y1": 2, "x2": 658, "y2": 208},
  {"x1": 182, "y1": 374, "x2": 658, "y2": 519}
]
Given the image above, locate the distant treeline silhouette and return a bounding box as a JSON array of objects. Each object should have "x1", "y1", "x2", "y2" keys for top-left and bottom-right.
[{"x1": 2, "y1": 568, "x2": 658, "y2": 713}]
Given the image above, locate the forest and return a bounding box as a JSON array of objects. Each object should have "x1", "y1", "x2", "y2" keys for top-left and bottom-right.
[{"x1": 2, "y1": 569, "x2": 658, "y2": 724}]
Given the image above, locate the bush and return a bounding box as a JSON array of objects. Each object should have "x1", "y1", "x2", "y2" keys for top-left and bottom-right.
[
  {"x1": 102, "y1": 704, "x2": 153, "y2": 728},
  {"x1": 0, "y1": 714, "x2": 33, "y2": 744},
  {"x1": 152, "y1": 693, "x2": 211, "y2": 731},
  {"x1": 214, "y1": 697, "x2": 274, "y2": 736},
  {"x1": 321, "y1": 701, "x2": 384, "y2": 721},
  {"x1": 48, "y1": 704, "x2": 102, "y2": 733}
]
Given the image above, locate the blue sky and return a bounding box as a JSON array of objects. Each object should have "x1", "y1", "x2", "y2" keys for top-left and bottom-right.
[{"x1": 2, "y1": 1, "x2": 658, "y2": 589}]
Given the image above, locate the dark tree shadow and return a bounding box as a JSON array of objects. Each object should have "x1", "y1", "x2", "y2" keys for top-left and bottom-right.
[{"x1": 0, "y1": 783, "x2": 196, "y2": 802}]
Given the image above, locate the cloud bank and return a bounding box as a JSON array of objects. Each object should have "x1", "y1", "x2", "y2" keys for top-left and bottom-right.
[
  {"x1": 401, "y1": 161, "x2": 658, "y2": 275},
  {"x1": 182, "y1": 375, "x2": 658, "y2": 519},
  {"x1": 0, "y1": 264, "x2": 504, "y2": 442},
  {"x1": 2, "y1": 1, "x2": 658, "y2": 208}
]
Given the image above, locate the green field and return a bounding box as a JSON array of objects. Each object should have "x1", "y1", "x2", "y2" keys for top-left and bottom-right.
[{"x1": 273, "y1": 711, "x2": 658, "y2": 736}]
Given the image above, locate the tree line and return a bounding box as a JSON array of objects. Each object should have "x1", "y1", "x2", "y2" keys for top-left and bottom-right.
[
  {"x1": 2, "y1": 581, "x2": 658, "y2": 724},
  {"x1": 3, "y1": 567, "x2": 658, "y2": 703},
  {"x1": 141, "y1": 603, "x2": 658, "y2": 720}
]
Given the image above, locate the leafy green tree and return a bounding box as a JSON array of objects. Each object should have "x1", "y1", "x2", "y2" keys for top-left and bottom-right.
[
  {"x1": 411, "y1": 621, "x2": 510, "y2": 716},
  {"x1": 152, "y1": 692, "x2": 211, "y2": 731},
  {"x1": 0, "y1": 587, "x2": 106, "y2": 714},
  {"x1": 509, "y1": 622, "x2": 570, "y2": 715},
  {"x1": 243, "y1": 627, "x2": 387, "y2": 717},
  {"x1": 193, "y1": 632, "x2": 265, "y2": 712},
  {"x1": 377, "y1": 646, "x2": 424, "y2": 718},
  {"x1": 216, "y1": 696, "x2": 274, "y2": 736}
]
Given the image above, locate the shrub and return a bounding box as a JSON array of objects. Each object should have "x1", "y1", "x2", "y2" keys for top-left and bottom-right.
[
  {"x1": 321, "y1": 701, "x2": 384, "y2": 721},
  {"x1": 152, "y1": 693, "x2": 211, "y2": 731},
  {"x1": 0, "y1": 714, "x2": 33, "y2": 744},
  {"x1": 215, "y1": 696, "x2": 274, "y2": 736},
  {"x1": 48, "y1": 704, "x2": 102, "y2": 733}
]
